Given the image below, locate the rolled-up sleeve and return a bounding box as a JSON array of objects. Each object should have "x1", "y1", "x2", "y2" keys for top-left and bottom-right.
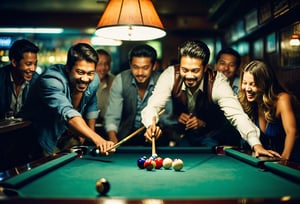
[
  {"x1": 212, "y1": 72, "x2": 261, "y2": 148},
  {"x1": 142, "y1": 66, "x2": 174, "y2": 128}
]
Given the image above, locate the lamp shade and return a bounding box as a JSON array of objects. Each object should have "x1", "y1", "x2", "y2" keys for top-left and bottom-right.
[
  {"x1": 95, "y1": 0, "x2": 166, "y2": 41},
  {"x1": 290, "y1": 34, "x2": 300, "y2": 46}
]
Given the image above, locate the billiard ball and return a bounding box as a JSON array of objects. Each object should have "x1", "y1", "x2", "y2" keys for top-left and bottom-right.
[
  {"x1": 96, "y1": 178, "x2": 110, "y2": 195},
  {"x1": 137, "y1": 156, "x2": 147, "y2": 169},
  {"x1": 91, "y1": 147, "x2": 100, "y2": 156},
  {"x1": 154, "y1": 157, "x2": 163, "y2": 169},
  {"x1": 215, "y1": 146, "x2": 225, "y2": 155},
  {"x1": 162, "y1": 157, "x2": 173, "y2": 169},
  {"x1": 144, "y1": 158, "x2": 156, "y2": 171},
  {"x1": 172, "y1": 158, "x2": 184, "y2": 171},
  {"x1": 150, "y1": 153, "x2": 158, "y2": 160}
]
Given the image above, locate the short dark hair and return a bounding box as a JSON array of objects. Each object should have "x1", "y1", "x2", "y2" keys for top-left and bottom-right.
[
  {"x1": 9, "y1": 39, "x2": 39, "y2": 61},
  {"x1": 128, "y1": 44, "x2": 157, "y2": 64},
  {"x1": 66, "y1": 43, "x2": 98, "y2": 69},
  {"x1": 178, "y1": 40, "x2": 210, "y2": 66},
  {"x1": 96, "y1": 49, "x2": 111, "y2": 64},
  {"x1": 216, "y1": 47, "x2": 241, "y2": 68}
]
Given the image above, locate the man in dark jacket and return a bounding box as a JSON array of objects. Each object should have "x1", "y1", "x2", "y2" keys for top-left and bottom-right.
[{"x1": 0, "y1": 39, "x2": 39, "y2": 119}]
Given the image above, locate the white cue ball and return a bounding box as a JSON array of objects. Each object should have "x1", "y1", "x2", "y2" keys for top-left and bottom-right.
[
  {"x1": 162, "y1": 157, "x2": 173, "y2": 169},
  {"x1": 172, "y1": 159, "x2": 184, "y2": 171}
]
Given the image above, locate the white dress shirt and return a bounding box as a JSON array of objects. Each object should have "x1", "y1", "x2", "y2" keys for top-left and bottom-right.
[{"x1": 141, "y1": 65, "x2": 261, "y2": 148}]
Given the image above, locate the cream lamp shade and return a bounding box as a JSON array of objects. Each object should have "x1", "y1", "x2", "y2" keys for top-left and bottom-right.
[{"x1": 95, "y1": 0, "x2": 166, "y2": 41}]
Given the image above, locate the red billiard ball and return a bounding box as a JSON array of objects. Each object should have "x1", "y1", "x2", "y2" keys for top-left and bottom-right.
[
  {"x1": 154, "y1": 157, "x2": 163, "y2": 169},
  {"x1": 144, "y1": 158, "x2": 156, "y2": 171},
  {"x1": 137, "y1": 156, "x2": 147, "y2": 169},
  {"x1": 96, "y1": 178, "x2": 110, "y2": 195}
]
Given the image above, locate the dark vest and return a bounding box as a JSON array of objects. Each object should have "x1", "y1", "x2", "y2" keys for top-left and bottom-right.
[
  {"x1": 171, "y1": 65, "x2": 228, "y2": 133},
  {"x1": 118, "y1": 70, "x2": 160, "y2": 139}
]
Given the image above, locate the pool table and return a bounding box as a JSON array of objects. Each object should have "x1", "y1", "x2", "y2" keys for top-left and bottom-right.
[{"x1": 1, "y1": 146, "x2": 300, "y2": 204}]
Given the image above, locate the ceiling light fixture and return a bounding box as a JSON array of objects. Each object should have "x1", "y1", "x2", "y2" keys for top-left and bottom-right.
[
  {"x1": 95, "y1": 0, "x2": 166, "y2": 41},
  {"x1": 289, "y1": 34, "x2": 300, "y2": 46},
  {"x1": 91, "y1": 36, "x2": 122, "y2": 46},
  {"x1": 0, "y1": 28, "x2": 64, "y2": 34}
]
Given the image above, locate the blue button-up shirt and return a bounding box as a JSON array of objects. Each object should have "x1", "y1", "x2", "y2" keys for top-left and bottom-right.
[{"x1": 20, "y1": 64, "x2": 99, "y2": 154}]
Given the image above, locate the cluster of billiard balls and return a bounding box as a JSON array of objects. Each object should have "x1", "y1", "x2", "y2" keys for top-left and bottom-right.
[{"x1": 137, "y1": 154, "x2": 184, "y2": 171}]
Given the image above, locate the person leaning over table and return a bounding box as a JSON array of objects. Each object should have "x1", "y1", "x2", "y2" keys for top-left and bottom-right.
[
  {"x1": 239, "y1": 60, "x2": 300, "y2": 163},
  {"x1": 141, "y1": 40, "x2": 281, "y2": 157},
  {"x1": 104, "y1": 44, "x2": 162, "y2": 146},
  {"x1": 19, "y1": 43, "x2": 114, "y2": 157},
  {"x1": 0, "y1": 39, "x2": 39, "y2": 119}
]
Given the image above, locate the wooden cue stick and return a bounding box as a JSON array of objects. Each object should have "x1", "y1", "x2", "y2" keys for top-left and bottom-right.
[
  {"x1": 151, "y1": 116, "x2": 156, "y2": 156},
  {"x1": 106, "y1": 109, "x2": 165, "y2": 152},
  {"x1": 106, "y1": 126, "x2": 145, "y2": 152}
]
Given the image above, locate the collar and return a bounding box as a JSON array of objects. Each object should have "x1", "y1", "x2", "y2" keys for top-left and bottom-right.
[{"x1": 9, "y1": 71, "x2": 29, "y2": 85}]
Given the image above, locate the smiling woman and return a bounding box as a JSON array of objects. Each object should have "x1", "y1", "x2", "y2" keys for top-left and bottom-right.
[
  {"x1": 1, "y1": 0, "x2": 300, "y2": 177},
  {"x1": 239, "y1": 60, "x2": 300, "y2": 163}
]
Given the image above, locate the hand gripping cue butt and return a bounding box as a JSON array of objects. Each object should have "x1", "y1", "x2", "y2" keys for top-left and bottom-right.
[{"x1": 106, "y1": 109, "x2": 165, "y2": 152}]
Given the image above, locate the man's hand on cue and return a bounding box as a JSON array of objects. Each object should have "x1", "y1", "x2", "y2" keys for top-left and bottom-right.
[
  {"x1": 144, "y1": 118, "x2": 162, "y2": 142},
  {"x1": 97, "y1": 140, "x2": 115, "y2": 156}
]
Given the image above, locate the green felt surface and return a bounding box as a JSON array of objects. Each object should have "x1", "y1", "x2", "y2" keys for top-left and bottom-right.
[{"x1": 3, "y1": 147, "x2": 300, "y2": 200}]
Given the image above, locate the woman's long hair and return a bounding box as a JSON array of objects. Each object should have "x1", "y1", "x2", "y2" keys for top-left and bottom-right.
[{"x1": 238, "y1": 60, "x2": 285, "y2": 122}]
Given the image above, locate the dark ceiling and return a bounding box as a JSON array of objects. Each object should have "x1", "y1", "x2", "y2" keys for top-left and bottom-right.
[{"x1": 0, "y1": 0, "x2": 258, "y2": 34}]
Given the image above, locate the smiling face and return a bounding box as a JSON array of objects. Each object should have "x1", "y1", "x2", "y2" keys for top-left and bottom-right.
[
  {"x1": 67, "y1": 60, "x2": 96, "y2": 92},
  {"x1": 95, "y1": 54, "x2": 111, "y2": 80},
  {"x1": 216, "y1": 53, "x2": 238, "y2": 80},
  {"x1": 130, "y1": 56, "x2": 153, "y2": 85},
  {"x1": 12, "y1": 52, "x2": 38, "y2": 81},
  {"x1": 241, "y1": 71, "x2": 263, "y2": 102},
  {"x1": 179, "y1": 56, "x2": 206, "y2": 92}
]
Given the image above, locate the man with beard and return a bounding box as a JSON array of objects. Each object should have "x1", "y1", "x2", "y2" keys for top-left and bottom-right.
[
  {"x1": 104, "y1": 44, "x2": 161, "y2": 146},
  {"x1": 142, "y1": 40, "x2": 280, "y2": 158},
  {"x1": 20, "y1": 43, "x2": 114, "y2": 157},
  {"x1": 0, "y1": 39, "x2": 39, "y2": 119}
]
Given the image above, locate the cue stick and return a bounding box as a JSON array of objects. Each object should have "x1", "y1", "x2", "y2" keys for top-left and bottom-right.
[
  {"x1": 105, "y1": 109, "x2": 165, "y2": 152},
  {"x1": 151, "y1": 116, "x2": 156, "y2": 156}
]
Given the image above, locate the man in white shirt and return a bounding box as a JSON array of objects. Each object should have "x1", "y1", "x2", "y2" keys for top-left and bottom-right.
[{"x1": 142, "y1": 40, "x2": 280, "y2": 157}]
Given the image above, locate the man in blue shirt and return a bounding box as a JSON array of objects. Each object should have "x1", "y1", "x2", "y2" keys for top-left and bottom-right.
[
  {"x1": 104, "y1": 44, "x2": 161, "y2": 146},
  {"x1": 0, "y1": 39, "x2": 39, "y2": 119},
  {"x1": 20, "y1": 43, "x2": 114, "y2": 156}
]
